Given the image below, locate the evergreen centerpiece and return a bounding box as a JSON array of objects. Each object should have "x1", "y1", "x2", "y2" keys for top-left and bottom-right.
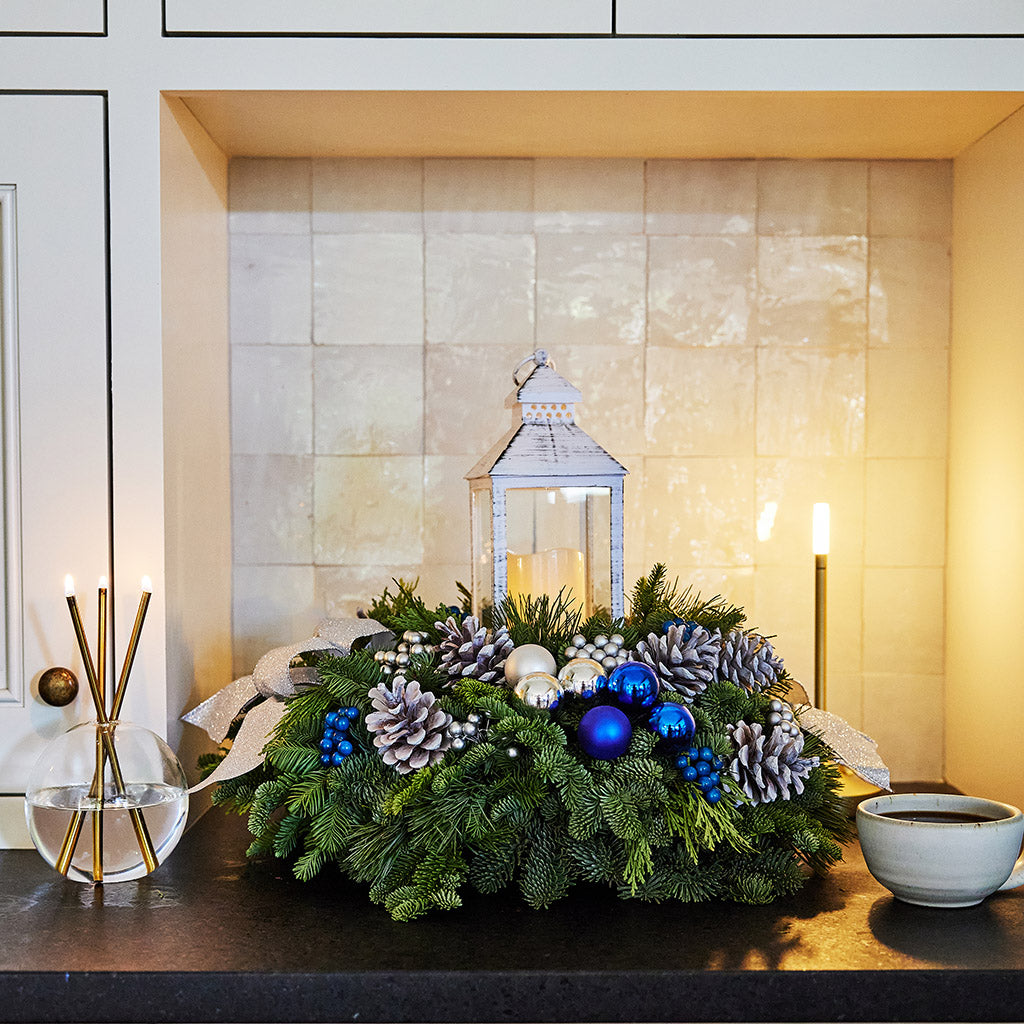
[{"x1": 210, "y1": 566, "x2": 853, "y2": 921}]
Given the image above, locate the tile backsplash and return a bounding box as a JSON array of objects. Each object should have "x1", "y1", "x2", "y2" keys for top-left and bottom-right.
[{"x1": 229, "y1": 156, "x2": 951, "y2": 780}]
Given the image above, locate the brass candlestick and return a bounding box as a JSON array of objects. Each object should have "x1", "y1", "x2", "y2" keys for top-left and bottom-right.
[{"x1": 54, "y1": 578, "x2": 158, "y2": 879}]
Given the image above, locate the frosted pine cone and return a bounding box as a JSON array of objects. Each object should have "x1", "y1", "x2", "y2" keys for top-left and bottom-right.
[
  {"x1": 727, "y1": 720, "x2": 819, "y2": 804},
  {"x1": 719, "y1": 631, "x2": 783, "y2": 694},
  {"x1": 633, "y1": 622, "x2": 722, "y2": 702},
  {"x1": 434, "y1": 615, "x2": 513, "y2": 685},
  {"x1": 365, "y1": 678, "x2": 452, "y2": 774}
]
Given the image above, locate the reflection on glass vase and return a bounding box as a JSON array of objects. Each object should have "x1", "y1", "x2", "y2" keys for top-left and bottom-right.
[{"x1": 25, "y1": 719, "x2": 188, "y2": 883}]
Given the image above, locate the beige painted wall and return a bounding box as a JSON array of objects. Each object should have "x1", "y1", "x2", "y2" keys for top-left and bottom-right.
[
  {"x1": 948, "y1": 107, "x2": 1024, "y2": 808},
  {"x1": 160, "y1": 96, "x2": 234, "y2": 782}
]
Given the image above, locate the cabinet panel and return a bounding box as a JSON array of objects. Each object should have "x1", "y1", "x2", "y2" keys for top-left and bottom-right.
[
  {"x1": 0, "y1": 94, "x2": 109, "y2": 846},
  {"x1": 0, "y1": 0, "x2": 104, "y2": 34},
  {"x1": 617, "y1": 0, "x2": 1024, "y2": 35},
  {"x1": 164, "y1": 0, "x2": 611, "y2": 36}
]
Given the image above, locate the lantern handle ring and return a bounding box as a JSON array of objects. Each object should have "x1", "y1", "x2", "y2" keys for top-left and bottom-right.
[{"x1": 512, "y1": 349, "x2": 553, "y2": 386}]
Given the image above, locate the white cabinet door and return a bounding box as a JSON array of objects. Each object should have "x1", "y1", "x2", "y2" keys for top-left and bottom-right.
[{"x1": 0, "y1": 94, "x2": 110, "y2": 845}]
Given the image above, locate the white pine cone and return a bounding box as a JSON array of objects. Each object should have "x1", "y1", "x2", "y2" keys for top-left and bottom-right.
[
  {"x1": 633, "y1": 622, "x2": 722, "y2": 702},
  {"x1": 719, "y1": 631, "x2": 783, "y2": 694},
  {"x1": 727, "y1": 720, "x2": 819, "y2": 804},
  {"x1": 365, "y1": 678, "x2": 452, "y2": 774},
  {"x1": 434, "y1": 614, "x2": 513, "y2": 685}
]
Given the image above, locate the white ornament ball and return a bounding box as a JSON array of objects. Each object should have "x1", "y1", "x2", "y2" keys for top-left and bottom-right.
[
  {"x1": 504, "y1": 643, "x2": 557, "y2": 685},
  {"x1": 513, "y1": 671, "x2": 564, "y2": 710},
  {"x1": 557, "y1": 657, "x2": 607, "y2": 698},
  {"x1": 571, "y1": 634, "x2": 587, "y2": 648}
]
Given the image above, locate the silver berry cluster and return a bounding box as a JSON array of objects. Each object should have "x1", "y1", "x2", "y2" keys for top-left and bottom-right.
[
  {"x1": 446, "y1": 712, "x2": 519, "y2": 759},
  {"x1": 373, "y1": 629, "x2": 435, "y2": 677},
  {"x1": 767, "y1": 698, "x2": 800, "y2": 738},
  {"x1": 563, "y1": 632, "x2": 628, "y2": 673}
]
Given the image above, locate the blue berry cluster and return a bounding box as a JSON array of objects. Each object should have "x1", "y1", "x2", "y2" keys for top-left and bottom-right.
[
  {"x1": 319, "y1": 706, "x2": 361, "y2": 766},
  {"x1": 676, "y1": 745, "x2": 725, "y2": 804},
  {"x1": 662, "y1": 616, "x2": 686, "y2": 634}
]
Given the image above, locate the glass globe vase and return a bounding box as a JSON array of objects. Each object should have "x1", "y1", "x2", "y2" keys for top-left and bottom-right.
[{"x1": 25, "y1": 720, "x2": 189, "y2": 883}]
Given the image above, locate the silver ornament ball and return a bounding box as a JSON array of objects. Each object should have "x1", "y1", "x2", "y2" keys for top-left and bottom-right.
[
  {"x1": 513, "y1": 671, "x2": 564, "y2": 710},
  {"x1": 610, "y1": 634, "x2": 625, "y2": 647},
  {"x1": 504, "y1": 643, "x2": 557, "y2": 685},
  {"x1": 557, "y1": 657, "x2": 607, "y2": 698},
  {"x1": 571, "y1": 634, "x2": 587, "y2": 648}
]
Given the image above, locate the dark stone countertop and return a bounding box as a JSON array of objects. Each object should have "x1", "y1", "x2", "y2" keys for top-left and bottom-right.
[{"x1": 2, "y1": 800, "x2": 1024, "y2": 1022}]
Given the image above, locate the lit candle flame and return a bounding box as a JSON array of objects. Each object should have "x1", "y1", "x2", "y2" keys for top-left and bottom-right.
[
  {"x1": 141, "y1": 575, "x2": 152, "y2": 594},
  {"x1": 813, "y1": 503, "x2": 831, "y2": 556},
  {"x1": 98, "y1": 576, "x2": 108, "y2": 590},
  {"x1": 64, "y1": 574, "x2": 75, "y2": 597}
]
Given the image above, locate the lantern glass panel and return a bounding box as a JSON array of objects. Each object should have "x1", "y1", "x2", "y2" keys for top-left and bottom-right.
[
  {"x1": 470, "y1": 483, "x2": 493, "y2": 615},
  {"x1": 505, "y1": 486, "x2": 610, "y2": 613}
]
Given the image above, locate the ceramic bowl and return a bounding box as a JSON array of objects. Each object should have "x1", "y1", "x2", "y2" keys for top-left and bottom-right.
[{"x1": 857, "y1": 792, "x2": 1024, "y2": 908}]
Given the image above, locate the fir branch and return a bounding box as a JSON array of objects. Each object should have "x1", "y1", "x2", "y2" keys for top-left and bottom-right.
[{"x1": 493, "y1": 588, "x2": 582, "y2": 651}]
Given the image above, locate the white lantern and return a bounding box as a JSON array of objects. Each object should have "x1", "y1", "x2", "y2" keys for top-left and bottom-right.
[{"x1": 466, "y1": 350, "x2": 628, "y2": 618}]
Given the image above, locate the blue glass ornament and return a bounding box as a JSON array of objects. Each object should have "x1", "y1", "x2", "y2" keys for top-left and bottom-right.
[
  {"x1": 647, "y1": 701, "x2": 696, "y2": 743},
  {"x1": 606, "y1": 661, "x2": 660, "y2": 707},
  {"x1": 577, "y1": 705, "x2": 632, "y2": 760}
]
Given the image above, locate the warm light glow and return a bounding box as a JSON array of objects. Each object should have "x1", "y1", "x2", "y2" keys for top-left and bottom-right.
[
  {"x1": 813, "y1": 503, "x2": 831, "y2": 556},
  {"x1": 98, "y1": 576, "x2": 108, "y2": 590},
  {"x1": 756, "y1": 501, "x2": 779, "y2": 543},
  {"x1": 140, "y1": 575, "x2": 153, "y2": 594},
  {"x1": 507, "y1": 548, "x2": 585, "y2": 604},
  {"x1": 64, "y1": 574, "x2": 75, "y2": 597}
]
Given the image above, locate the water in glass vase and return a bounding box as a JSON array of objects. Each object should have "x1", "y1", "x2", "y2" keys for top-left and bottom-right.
[{"x1": 26, "y1": 782, "x2": 188, "y2": 883}]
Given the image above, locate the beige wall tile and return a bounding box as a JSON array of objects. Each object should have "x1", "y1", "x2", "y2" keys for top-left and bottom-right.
[
  {"x1": 424, "y1": 343, "x2": 524, "y2": 457},
  {"x1": 757, "y1": 160, "x2": 868, "y2": 237},
  {"x1": 869, "y1": 160, "x2": 953, "y2": 240},
  {"x1": 232, "y1": 564, "x2": 317, "y2": 677},
  {"x1": 756, "y1": 349, "x2": 866, "y2": 457},
  {"x1": 534, "y1": 158, "x2": 644, "y2": 234},
  {"x1": 229, "y1": 157, "x2": 311, "y2": 235},
  {"x1": 863, "y1": 567, "x2": 944, "y2": 675},
  {"x1": 424, "y1": 158, "x2": 534, "y2": 233},
  {"x1": 755, "y1": 457, "x2": 864, "y2": 566},
  {"x1": 536, "y1": 234, "x2": 645, "y2": 347},
  {"x1": 648, "y1": 235, "x2": 756, "y2": 348},
  {"x1": 864, "y1": 459, "x2": 946, "y2": 567},
  {"x1": 758, "y1": 236, "x2": 867, "y2": 349},
  {"x1": 670, "y1": 567, "x2": 756, "y2": 625},
  {"x1": 645, "y1": 160, "x2": 756, "y2": 236},
  {"x1": 314, "y1": 345, "x2": 423, "y2": 456},
  {"x1": 866, "y1": 349, "x2": 949, "y2": 457},
  {"x1": 313, "y1": 454, "x2": 424, "y2": 565},
  {"x1": 557, "y1": 345, "x2": 645, "y2": 458},
  {"x1": 646, "y1": 347, "x2": 756, "y2": 457},
  {"x1": 314, "y1": 234, "x2": 424, "y2": 347},
  {"x1": 312, "y1": 158, "x2": 423, "y2": 233},
  {"x1": 642, "y1": 457, "x2": 755, "y2": 569},
  {"x1": 232, "y1": 453, "x2": 313, "y2": 565},
  {"x1": 868, "y1": 237, "x2": 951, "y2": 349},
  {"x1": 752, "y1": 564, "x2": 862, "y2": 704},
  {"x1": 316, "y1": 562, "x2": 472, "y2": 619},
  {"x1": 230, "y1": 234, "x2": 312, "y2": 346},
  {"x1": 863, "y1": 672, "x2": 945, "y2": 781},
  {"x1": 423, "y1": 455, "x2": 473, "y2": 566},
  {"x1": 824, "y1": 672, "x2": 864, "y2": 731},
  {"x1": 231, "y1": 346, "x2": 313, "y2": 456},
  {"x1": 425, "y1": 234, "x2": 534, "y2": 349}
]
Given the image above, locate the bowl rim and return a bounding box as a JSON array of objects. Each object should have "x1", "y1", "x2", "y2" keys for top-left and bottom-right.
[{"x1": 857, "y1": 791, "x2": 1024, "y2": 827}]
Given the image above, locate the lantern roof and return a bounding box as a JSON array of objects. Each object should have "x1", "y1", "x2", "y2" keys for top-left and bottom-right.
[{"x1": 466, "y1": 350, "x2": 628, "y2": 482}]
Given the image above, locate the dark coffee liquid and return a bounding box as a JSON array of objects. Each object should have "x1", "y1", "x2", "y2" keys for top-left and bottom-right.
[{"x1": 877, "y1": 809, "x2": 1005, "y2": 824}]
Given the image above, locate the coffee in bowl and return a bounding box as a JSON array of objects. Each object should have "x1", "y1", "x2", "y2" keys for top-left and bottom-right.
[{"x1": 857, "y1": 793, "x2": 1024, "y2": 908}]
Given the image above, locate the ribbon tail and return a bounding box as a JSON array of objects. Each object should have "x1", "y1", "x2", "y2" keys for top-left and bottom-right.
[
  {"x1": 188, "y1": 699, "x2": 287, "y2": 794},
  {"x1": 800, "y1": 706, "x2": 891, "y2": 792}
]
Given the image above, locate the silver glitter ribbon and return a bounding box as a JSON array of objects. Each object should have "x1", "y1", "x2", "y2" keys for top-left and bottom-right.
[
  {"x1": 784, "y1": 680, "x2": 891, "y2": 791},
  {"x1": 183, "y1": 617, "x2": 388, "y2": 793}
]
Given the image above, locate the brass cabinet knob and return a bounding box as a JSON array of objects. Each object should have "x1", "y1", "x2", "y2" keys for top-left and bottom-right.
[{"x1": 38, "y1": 667, "x2": 79, "y2": 707}]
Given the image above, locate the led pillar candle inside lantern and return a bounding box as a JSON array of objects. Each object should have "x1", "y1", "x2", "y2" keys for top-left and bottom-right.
[
  {"x1": 466, "y1": 350, "x2": 628, "y2": 617},
  {"x1": 812, "y1": 503, "x2": 830, "y2": 709}
]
